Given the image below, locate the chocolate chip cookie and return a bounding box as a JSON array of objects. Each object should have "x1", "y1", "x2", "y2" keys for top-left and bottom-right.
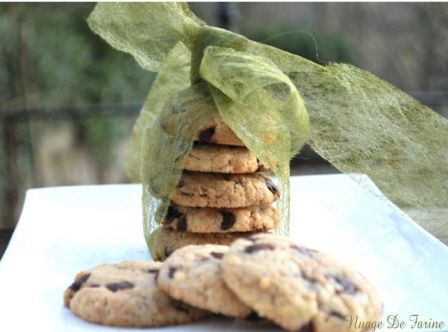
[
  {"x1": 64, "y1": 261, "x2": 207, "y2": 327},
  {"x1": 157, "y1": 245, "x2": 252, "y2": 318},
  {"x1": 149, "y1": 228, "x2": 261, "y2": 261},
  {"x1": 162, "y1": 204, "x2": 279, "y2": 233},
  {"x1": 194, "y1": 116, "x2": 245, "y2": 146},
  {"x1": 220, "y1": 234, "x2": 383, "y2": 332},
  {"x1": 163, "y1": 108, "x2": 244, "y2": 146},
  {"x1": 159, "y1": 82, "x2": 244, "y2": 147},
  {"x1": 170, "y1": 172, "x2": 280, "y2": 208},
  {"x1": 183, "y1": 143, "x2": 269, "y2": 174}
]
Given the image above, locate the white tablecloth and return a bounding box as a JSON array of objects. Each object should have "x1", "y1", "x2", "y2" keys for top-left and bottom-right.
[{"x1": 1, "y1": 174, "x2": 447, "y2": 331}]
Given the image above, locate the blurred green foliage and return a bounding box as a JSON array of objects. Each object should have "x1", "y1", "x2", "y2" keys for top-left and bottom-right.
[
  {"x1": 0, "y1": 3, "x2": 154, "y2": 177},
  {"x1": 0, "y1": 3, "x2": 154, "y2": 108},
  {"x1": 0, "y1": 4, "x2": 155, "y2": 228},
  {"x1": 250, "y1": 26, "x2": 357, "y2": 65}
]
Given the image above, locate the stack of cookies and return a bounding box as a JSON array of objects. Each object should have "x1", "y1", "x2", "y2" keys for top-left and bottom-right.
[{"x1": 151, "y1": 115, "x2": 281, "y2": 260}]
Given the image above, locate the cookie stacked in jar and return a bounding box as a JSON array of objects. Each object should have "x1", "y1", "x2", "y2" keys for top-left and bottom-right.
[{"x1": 151, "y1": 114, "x2": 281, "y2": 260}]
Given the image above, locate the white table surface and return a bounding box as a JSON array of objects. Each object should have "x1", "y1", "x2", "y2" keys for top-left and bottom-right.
[{"x1": 1, "y1": 174, "x2": 447, "y2": 331}]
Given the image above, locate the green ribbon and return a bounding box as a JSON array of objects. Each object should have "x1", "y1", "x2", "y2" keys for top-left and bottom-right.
[{"x1": 88, "y1": 3, "x2": 448, "y2": 248}]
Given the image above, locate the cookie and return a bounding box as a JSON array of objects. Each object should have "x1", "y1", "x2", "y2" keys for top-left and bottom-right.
[
  {"x1": 160, "y1": 82, "x2": 279, "y2": 147},
  {"x1": 64, "y1": 261, "x2": 207, "y2": 327},
  {"x1": 194, "y1": 116, "x2": 245, "y2": 146},
  {"x1": 170, "y1": 172, "x2": 280, "y2": 208},
  {"x1": 162, "y1": 204, "x2": 279, "y2": 233},
  {"x1": 220, "y1": 234, "x2": 383, "y2": 332},
  {"x1": 183, "y1": 143, "x2": 269, "y2": 174},
  {"x1": 149, "y1": 228, "x2": 262, "y2": 261},
  {"x1": 157, "y1": 245, "x2": 252, "y2": 318},
  {"x1": 160, "y1": 82, "x2": 244, "y2": 147}
]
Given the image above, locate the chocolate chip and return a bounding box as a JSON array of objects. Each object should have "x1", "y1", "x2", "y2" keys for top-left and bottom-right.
[
  {"x1": 168, "y1": 266, "x2": 177, "y2": 279},
  {"x1": 210, "y1": 251, "x2": 224, "y2": 259},
  {"x1": 244, "y1": 243, "x2": 275, "y2": 254},
  {"x1": 147, "y1": 268, "x2": 160, "y2": 280},
  {"x1": 164, "y1": 248, "x2": 172, "y2": 259},
  {"x1": 198, "y1": 127, "x2": 215, "y2": 142},
  {"x1": 265, "y1": 179, "x2": 279, "y2": 196},
  {"x1": 290, "y1": 244, "x2": 315, "y2": 258},
  {"x1": 176, "y1": 215, "x2": 187, "y2": 231},
  {"x1": 328, "y1": 310, "x2": 347, "y2": 320},
  {"x1": 297, "y1": 321, "x2": 314, "y2": 332},
  {"x1": 302, "y1": 274, "x2": 318, "y2": 285},
  {"x1": 171, "y1": 299, "x2": 191, "y2": 314},
  {"x1": 69, "y1": 273, "x2": 91, "y2": 292},
  {"x1": 245, "y1": 311, "x2": 262, "y2": 321},
  {"x1": 220, "y1": 212, "x2": 235, "y2": 230},
  {"x1": 165, "y1": 206, "x2": 182, "y2": 223},
  {"x1": 222, "y1": 174, "x2": 232, "y2": 181},
  {"x1": 256, "y1": 159, "x2": 269, "y2": 172},
  {"x1": 327, "y1": 274, "x2": 359, "y2": 294},
  {"x1": 89, "y1": 284, "x2": 100, "y2": 288},
  {"x1": 106, "y1": 281, "x2": 134, "y2": 292}
]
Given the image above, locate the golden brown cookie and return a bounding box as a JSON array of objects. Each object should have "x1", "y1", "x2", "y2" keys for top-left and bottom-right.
[
  {"x1": 170, "y1": 172, "x2": 280, "y2": 208},
  {"x1": 194, "y1": 116, "x2": 244, "y2": 146},
  {"x1": 157, "y1": 245, "x2": 252, "y2": 318},
  {"x1": 220, "y1": 234, "x2": 383, "y2": 332},
  {"x1": 149, "y1": 228, "x2": 263, "y2": 261},
  {"x1": 183, "y1": 143, "x2": 269, "y2": 174},
  {"x1": 64, "y1": 261, "x2": 207, "y2": 327},
  {"x1": 162, "y1": 204, "x2": 279, "y2": 233}
]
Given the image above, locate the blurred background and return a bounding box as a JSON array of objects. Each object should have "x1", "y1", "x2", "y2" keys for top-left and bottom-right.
[{"x1": 1, "y1": 3, "x2": 448, "y2": 255}]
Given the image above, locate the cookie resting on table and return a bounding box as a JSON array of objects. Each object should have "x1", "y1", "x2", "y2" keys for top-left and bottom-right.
[
  {"x1": 64, "y1": 261, "x2": 207, "y2": 327},
  {"x1": 220, "y1": 234, "x2": 383, "y2": 332},
  {"x1": 157, "y1": 244, "x2": 252, "y2": 318}
]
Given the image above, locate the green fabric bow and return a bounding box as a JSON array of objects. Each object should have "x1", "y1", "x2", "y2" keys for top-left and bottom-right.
[{"x1": 88, "y1": 3, "x2": 448, "y2": 247}]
